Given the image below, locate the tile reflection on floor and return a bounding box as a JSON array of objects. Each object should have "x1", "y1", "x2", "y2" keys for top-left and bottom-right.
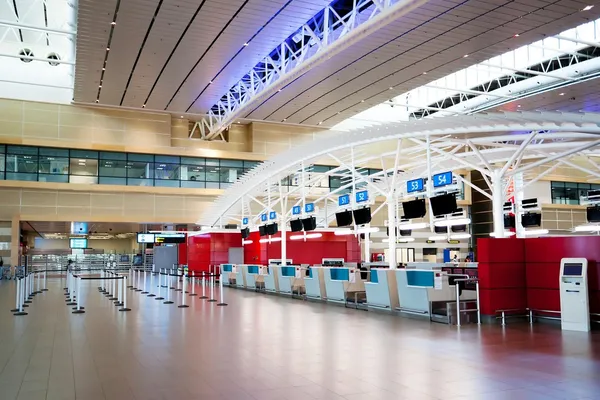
[{"x1": 0, "y1": 277, "x2": 599, "y2": 400}]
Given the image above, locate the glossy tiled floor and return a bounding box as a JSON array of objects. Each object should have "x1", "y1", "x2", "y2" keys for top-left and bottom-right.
[{"x1": 1, "y1": 276, "x2": 600, "y2": 400}]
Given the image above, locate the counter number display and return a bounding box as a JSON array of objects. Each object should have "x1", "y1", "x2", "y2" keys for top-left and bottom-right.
[
  {"x1": 269, "y1": 211, "x2": 277, "y2": 220},
  {"x1": 260, "y1": 213, "x2": 268, "y2": 222},
  {"x1": 305, "y1": 203, "x2": 315, "y2": 213},
  {"x1": 292, "y1": 205, "x2": 301, "y2": 215},
  {"x1": 242, "y1": 217, "x2": 249, "y2": 225},
  {"x1": 338, "y1": 194, "x2": 350, "y2": 207},
  {"x1": 355, "y1": 190, "x2": 369, "y2": 203},
  {"x1": 406, "y1": 178, "x2": 424, "y2": 193},
  {"x1": 433, "y1": 171, "x2": 453, "y2": 188}
]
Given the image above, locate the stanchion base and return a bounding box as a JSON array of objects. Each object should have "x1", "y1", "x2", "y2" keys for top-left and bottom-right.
[
  {"x1": 10, "y1": 308, "x2": 19, "y2": 312},
  {"x1": 127, "y1": 286, "x2": 133, "y2": 288},
  {"x1": 175, "y1": 289, "x2": 182, "y2": 292},
  {"x1": 147, "y1": 294, "x2": 156, "y2": 297},
  {"x1": 108, "y1": 297, "x2": 118, "y2": 301},
  {"x1": 118, "y1": 308, "x2": 131, "y2": 312},
  {"x1": 155, "y1": 297, "x2": 164, "y2": 300},
  {"x1": 163, "y1": 301, "x2": 174, "y2": 304},
  {"x1": 170, "y1": 287, "x2": 176, "y2": 290},
  {"x1": 178, "y1": 304, "x2": 189, "y2": 308},
  {"x1": 41, "y1": 289, "x2": 48, "y2": 292},
  {"x1": 141, "y1": 291, "x2": 148, "y2": 294},
  {"x1": 72, "y1": 307, "x2": 85, "y2": 310},
  {"x1": 161, "y1": 285, "x2": 167, "y2": 288},
  {"x1": 66, "y1": 302, "x2": 76, "y2": 306},
  {"x1": 72, "y1": 310, "x2": 85, "y2": 314},
  {"x1": 114, "y1": 302, "x2": 123, "y2": 307},
  {"x1": 135, "y1": 289, "x2": 143, "y2": 292},
  {"x1": 22, "y1": 304, "x2": 29, "y2": 308},
  {"x1": 217, "y1": 303, "x2": 228, "y2": 306},
  {"x1": 189, "y1": 293, "x2": 198, "y2": 297},
  {"x1": 24, "y1": 300, "x2": 32, "y2": 304},
  {"x1": 199, "y1": 296, "x2": 208, "y2": 299},
  {"x1": 13, "y1": 312, "x2": 28, "y2": 316},
  {"x1": 207, "y1": 299, "x2": 217, "y2": 302}
]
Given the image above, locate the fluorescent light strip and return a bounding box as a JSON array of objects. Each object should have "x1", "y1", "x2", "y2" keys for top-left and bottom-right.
[
  {"x1": 574, "y1": 224, "x2": 600, "y2": 232},
  {"x1": 428, "y1": 235, "x2": 447, "y2": 241},
  {"x1": 397, "y1": 222, "x2": 428, "y2": 230},
  {"x1": 334, "y1": 228, "x2": 353, "y2": 236},
  {"x1": 450, "y1": 233, "x2": 471, "y2": 240},
  {"x1": 259, "y1": 237, "x2": 282, "y2": 244},
  {"x1": 357, "y1": 227, "x2": 380, "y2": 234},
  {"x1": 290, "y1": 233, "x2": 323, "y2": 240},
  {"x1": 489, "y1": 231, "x2": 516, "y2": 237},
  {"x1": 524, "y1": 229, "x2": 549, "y2": 236},
  {"x1": 242, "y1": 240, "x2": 253, "y2": 245},
  {"x1": 434, "y1": 218, "x2": 471, "y2": 227}
]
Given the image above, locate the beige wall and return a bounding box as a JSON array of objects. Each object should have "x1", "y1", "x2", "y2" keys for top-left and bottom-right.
[{"x1": 31, "y1": 238, "x2": 137, "y2": 253}]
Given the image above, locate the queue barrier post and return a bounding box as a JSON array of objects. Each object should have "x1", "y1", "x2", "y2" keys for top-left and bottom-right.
[
  {"x1": 135, "y1": 269, "x2": 142, "y2": 292},
  {"x1": 200, "y1": 272, "x2": 208, "y2": 299},
  {"x1": 128, "y1": 267, "x2": 133, "y2": 288},
  {"x1": 164, "y1": 272, "x2": 174, "y2": 304},
  {"x1": 72, "y1": 276, "x2": 85, "y2": 313},
  {"x1": 148, "y1": 268, "x2": 156, "y2": 297},
  {"x1": 155, "y1": 269, "x2": 164, "y2": 300},
  {"x1": 21, "y1": 275, "x2": 29, "y2": 308},
  {"x1": 217, "y1": 273, "x2": 228, "y2": 306},
  {"x1": 66, "y1": 272, "x2": 76, "y2": 306},
  {"x1": 141, "y1": 269, "x2": 148, "y2": 294},
  {"x1": 119, "y1": 276, "x2": 131, "y2": 312},
  {"x1": 114, "y1": 273, "x2": 123, "y2": 307},
  {"x1": 189, "y1": 273, "x2": 197, "y2": 297},
  {"x1": 109, "y1": 272, "x2": 118, "y2": 301},
  {"x1": 207, "y1": 274, "x2": 217, "y2": 303},
  {"x1": 178, "y1": 273, "x2": 189, "y2": 308},
  {"x1": 13, "y1": 278, "x2": 28, "y2": 316},
  {"x1": 11, "y1": 276, "x2": 22, "y2": 313},
  {"x1": 42, "y1": 268, "x2": 48, "y2": 292}
]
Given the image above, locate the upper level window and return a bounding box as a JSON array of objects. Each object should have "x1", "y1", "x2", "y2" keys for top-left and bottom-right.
[{"x1": 551, "y1": 181, "x2": 600, "y2": 205}]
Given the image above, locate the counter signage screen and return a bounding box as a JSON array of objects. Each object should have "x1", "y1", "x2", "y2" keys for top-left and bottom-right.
[
  {"x1": 269, "y1": 211, "x2": 277, "y2": 220},
  {"x1": 407, "y1": 178, "x2": 424, "y2": 193},
  {"x1": 305, "y1": 203, "x2": 315, "y2": 213},
  {"x1": 355, "y1": 190, "x2": 369, "y2": 203},
  {"x1": 242, "y1": 217, "x2": 249, "y2": 225},
  {"x1": 338, "y1": 194, "x2": 350, "y2": 207},
  {"x1": 292, "y1": 206, "x2": 301, "y2": 215},
  {"x1": 155, "y1": 233, "x2": 186, "y2": 244},
  {"x1": 137, "y1": 233, "x2": 155, "y2": 243},
  {"x1": 432, "y1": 171, "x2": 452, "y2": 188},
  {"x1": 69, "y1": 238, "x2": 88, "y2": 249},
  {"x1": 260, "y1": 213, "x2": 268, "y2": 222}
]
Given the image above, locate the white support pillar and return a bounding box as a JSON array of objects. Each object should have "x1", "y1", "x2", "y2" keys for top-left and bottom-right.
[
  {"x1": 491, "y1": 170, "x2": 506, "y2": 238},
  {"x1": 363, "y1": 233, "x2": 370, "y2": 262},
  {"x1": 281, "y1": 217, "x2": 287, "y2": 265},
  {"x1": 387, "y1": 197, "x2": 397, "y2": 268},
  {"x1": 514, "y1": 172, "x2": 525, "y2": 238}
]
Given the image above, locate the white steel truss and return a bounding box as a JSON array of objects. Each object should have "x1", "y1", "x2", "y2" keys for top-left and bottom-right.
[
  {"x1": 194, "y1": 0, "x2": 429, "y2": 140},
  {"x1": 199, "y1": 111, "x2": 600, "y2": 228}
]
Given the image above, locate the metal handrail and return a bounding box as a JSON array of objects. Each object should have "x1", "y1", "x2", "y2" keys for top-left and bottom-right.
[{"x1": 451, "y1": 276, "x2": 480, "y2": 326}]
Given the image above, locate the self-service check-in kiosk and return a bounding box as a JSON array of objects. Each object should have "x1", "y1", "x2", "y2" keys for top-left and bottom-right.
[{"x1": 559, "y1": 258, "x2": 590, "y2": 332}]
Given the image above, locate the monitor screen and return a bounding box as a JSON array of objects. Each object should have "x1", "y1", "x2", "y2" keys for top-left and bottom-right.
[
  {"x1": 335, "y1": 210, "x2": 353, "y2": 227},
  {"x1": 301, "y1": 216, "x2": 317, "y2": 231},
  {"x1": 240, "y1": 227, "x2": 250, "y2": 239},
  {"x1": 266, "y1": 223, "x2": 278, "y2": 235},
  {"x1": 564, "y1": 263, "x2": 583, "y2": 276},
  {"x1": 137, "y1": 233, "x2": 155, "y2": 243},
  {"x1": 290, "y1": 219, "x2": 303, "y2": 232},
  {"x1": 259, "y1": 225, "x2": 267, "y2": 237},
  {"x1": 521, "y1": 213, "x2": 541, "y2": 227},
  {"x1": 587, "y1": 206, "x2": 600, "y2": 223},
  {"x1": 353, "y1": 207, "x2": 372, "y2": 225},
  {"x1": 434, "y1": 225, "x2": 447, "y2": 234},
  {"x1": 402, "y1": 199, "x2": 426, "y2": 219},
  {"x1": 429, "y1": 193, "x2": 457, "y2": 216},
  {"x1": 399, "y1": 229, "x2": 412, "y2": 237},
  {"x1": 155, "y1": 233, "x2": 186, "y2": 244},
  {"x1": 69, "y1": 238, "x2": 88, "y2": 249},
  {"x1": 451, "y1": 225, "x2": 466, "y2": 232},
  {"x1": 504, "y1": 214, "x2": 515, "y2": 229}
]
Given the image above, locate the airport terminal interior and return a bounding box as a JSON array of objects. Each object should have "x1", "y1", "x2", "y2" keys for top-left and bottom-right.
[{"x1": 2, "y1": 0, "x2": 600, "y2": 399}]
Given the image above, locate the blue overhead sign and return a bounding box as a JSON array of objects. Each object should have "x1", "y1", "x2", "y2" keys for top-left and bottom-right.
[
  {"x1": 292, "y1": 205, "x2": 301, "y2": 215},
  {"x1": 305, "y1": 203, "x2": 315, "y2": 213},
  {"x1": 355, "y1": 190, "x2": 369, "y2": 203},
  {"x1": 242, "y1": 217, "x2": 249, "y2": 225},
  {"x1": 269, "y1": 211, "x2": 277, "y2": 220},
  {"x1": 338, "y1": 194, "x2": 350, "y2": 207},
  {"x1": 433, "y1": 171, "x2": 453, "y2": 188},
  {"x1": 407, "y1": 178, "x2": 424, "y2": 193},
  {"x1": 260, "y1": 213, "x2": 267, "y2": 222}
]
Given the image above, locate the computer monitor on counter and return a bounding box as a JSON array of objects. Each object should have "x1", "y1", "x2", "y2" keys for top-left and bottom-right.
[{"x1": 322, "y1": 258, "x2": 344, "y2": 267}]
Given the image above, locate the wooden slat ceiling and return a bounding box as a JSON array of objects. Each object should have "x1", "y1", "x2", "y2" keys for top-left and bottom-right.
[{"x1": 74, "y1": 0, "x2": 600, "y2": 127}]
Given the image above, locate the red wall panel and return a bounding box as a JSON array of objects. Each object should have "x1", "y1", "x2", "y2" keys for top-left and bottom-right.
[
  {"x1": 478, "y1": 262, "x2": 526, "y2": 289},
  {"x1": 526, "y1": 289, "x2": 560, "y2": 312},
  {"x1": 478, "y1": 238, "x2": 525, "y2": 263},
  {"x1": 479, "y1": 288, "x2": 528, "y2": 316},
  {"x1": 187, "y1": 233, "x2": 242, "y2": 273}
]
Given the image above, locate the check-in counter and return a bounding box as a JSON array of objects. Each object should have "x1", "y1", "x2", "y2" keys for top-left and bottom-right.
[
  {"x1": 365, "y1": 268, "x2": 399, "y2": 310},
  {"x1": 304, "y1": 266, "x2": 326, "y2": 300},
  {"x1": 235, "y1": 265, "x2": 247, "y2": 288},
  {"x1": 264, "y1": 265, "x2": 279, "y2": 293},
  {"x1": 275, "y1": 265, "x2": 296, "y2": 294},
  {"x1": 324, "y1": 267, "x2": 366, "y2": 305},
  {"x1": 220, "y1": 264, "x2": 236, "y2": 286},
  {"x1": 395, "y1": 269, "x2": 477, "y2": 321},
  {"x1": 244, "y1": 265, "x2": 262, "y2": 289}
]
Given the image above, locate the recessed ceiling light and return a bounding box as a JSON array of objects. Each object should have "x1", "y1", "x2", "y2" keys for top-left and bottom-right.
[
  {"x1": 243, "y1": 43, "x2": 249, "y2": 46},
  {"x1": 361, "y1": 100, "x2": 365, "y2": 102},
  {"x1": 106, "y1": 47, "x2": 110, "y2": 51},
  {"x1": 559, "y1": 92, "x2": 565, "y2": 96},
  {"x1": 517, "y1": 105, "x2": 521, "y2": 108},
  {"x1": 389, "y1": 87, "x2": 393, "y2": 90},
  {"x1": 102, "y1": 67, "x2": 105, "y2": 71},
  {"x1": 111, "y1": 21, "x2": 116, "y2": 25},
  {"x1": 282, "y1": 118, "x2": 287, "y2": 122},
  {"x1": 180, "y1": 115, "x2": 184, "y2": 118},
  {"x1": 95, "y1": 99, "x2": 99, "y2": 103},
  {"x1": 142, "y1": 104, "x2": 146, "y2": 108},
  {"x1": 98, "y1": 85, "x2": 102, "y2": 88},
  {"x1": 423, "y1": 71, "x2": 427, "y2": 74},
  {"x1": 208, "y1": 80, "x2": 213, "y2": 84},
  {"x1": 278, "y1": 89, "x2": 282, "y2": 92},
  {"x1": 463, "y1": 54, "x2": 469, "y2": 58},
  {"x1": 318, "y1": 121, "x2": 322, "y2": 125},
  {"x1": 514, "y1": 34, "x2": 520, "y2": 37},
  {"x1": 583, "y1": 5, "x2": 594, "y2": 11}
]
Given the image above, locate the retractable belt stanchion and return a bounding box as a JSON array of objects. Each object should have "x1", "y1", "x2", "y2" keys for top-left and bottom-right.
[
  {"x1": 11, "y1": 276, "x2": 22, "y2": 313},
  {"x1": 199, "y1": 272, "x2": 208, "y2": 299},
  {"x1": 128, "y1": 267, "x2": 133, "y2": 288},
  {"x1": 23, "y1": 274, "x2": 33, "y2": 305},
  {"x1": 161, "y1": 268, "x2": 167, "y2": 288},
  {"x1": 189, "y1": 272, "x2": 197, "y2": 297},
  {"x1": 164, "y1": 271, "x2": 174, "y2": 305},
  {"x1": 98, "y1": 269, "x2": 104, "y2": 292},
  {"x1": 141, "y1": 268, "x2": 148, "y2": 294},
  {"x1": 178, "y1": 273, "x2": 189, "y2": 308},
  {"x1": 114, "y1": 274, "x2": 123, "y2": 307},
  {"x1": 170, "y1": 266, "x2": 176, "y2": 289},
  {"x1": 21, "y1": 276, "x2": 29, "y2": 308},
  {"x1": 217, "y1": 273, "x2": 228, "y2": 306},
  {"x1": 119, "y1": 276, "x2": 131, "y2": 312},
  {"x1": 207, "y1": 274, "x2": 217, "y2": 303},
  {"x1": 148, "y1": 267, "x2": 156, "y2": 297},
  {"x1": 42, "y1": 268, "x2": 48, "y2": 292},
  {"x1": 175, "y1": 268, "x2": 182, "y2": 292},
  {"x1": 104, "y1": 271, "x2": 113, "y2": 297},
  {"x1": 72, "y1": 275, "x2": 85, "y2": 313},
  {"x1": 13, "y1": 277, "x2": 27, "y2": 316},
  {"x1": 155, "y1": 269, "x2": 164, "y2": 301}
]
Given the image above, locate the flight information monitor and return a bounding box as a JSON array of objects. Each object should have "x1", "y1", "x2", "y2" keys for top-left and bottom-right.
[{"x1": 137, "y1": 233, "x2": 155, "y2": 243}]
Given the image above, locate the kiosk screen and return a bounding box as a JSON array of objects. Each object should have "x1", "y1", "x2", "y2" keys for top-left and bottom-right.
[{"x1": 564, "y1": 263, "x2": 583, "y2": 276}]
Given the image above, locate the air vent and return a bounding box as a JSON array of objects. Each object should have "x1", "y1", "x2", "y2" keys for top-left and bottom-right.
[
  {"x1": 19, "y1": 48, "x2": 34, "y2": 63},
  {"x1": 47, "y1": 53, "x2": 61, "y2": 66}
]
